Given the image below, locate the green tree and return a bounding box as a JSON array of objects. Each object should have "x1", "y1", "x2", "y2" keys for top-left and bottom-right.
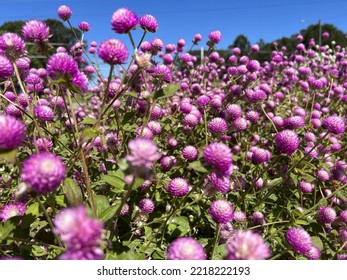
[{"x1": 228, "y1": 34, "x2": 251, "y2": 55}]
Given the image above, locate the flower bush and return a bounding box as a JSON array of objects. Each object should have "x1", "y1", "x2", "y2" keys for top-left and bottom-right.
[{"x1": 0, "y1": 5, "x2": 346, "y2": 260}]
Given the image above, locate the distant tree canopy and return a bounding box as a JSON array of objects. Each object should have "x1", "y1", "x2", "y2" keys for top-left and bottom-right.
[
  {"x1": 0, "y1": 19, "x2": 82, "y2": 68},
  {"x1": 188, "y1": 23, "x2": 347, "y2": 64}
]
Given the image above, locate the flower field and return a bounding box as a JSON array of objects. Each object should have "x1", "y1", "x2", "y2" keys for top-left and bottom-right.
[{"x1": 0, "y1": 5, "x2": 346, "y2": 260}]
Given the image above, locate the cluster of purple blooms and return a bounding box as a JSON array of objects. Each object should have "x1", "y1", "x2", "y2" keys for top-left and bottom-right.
[{"x1": 0, "y1": 3, "x2": 347, "y2": 261}]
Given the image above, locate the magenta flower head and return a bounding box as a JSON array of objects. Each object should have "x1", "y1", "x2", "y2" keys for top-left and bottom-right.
[
  {"x1": 22, "y1": 20, "x2": 51, "y2": 43},
  {"x1": 0, "y1": 201, "x2": 27, "y2": 222},
  {"x1": 0, "y1": 55, "x2": 14, "y2": 80},
  {"x1": 168, "y1": 178, "x2": 190, "y2": 197},
  {"x1": 126, "y1": 138, "x2": 161, "y2": 170},
  {"x1": 78, "y1": 21, "x2": 91, "y2": 32},
  {"x1": 208, "y1": 30, "x2": 222, "y2": 44},
  {"x1": 208, "y1": 117, "x2": 228, "y2": 134},
  {"x1": 318, "y1": 206, "x2": 336, "y2": 224},
  {"x1": 34, "y1": 105, "x2": 54, "y2": 122},
  {"x1": 98, "y1": 39, "x2": 129, "y2": 65},
  {"x1": 54, "y1": 205, "x2": 104, "y2": 260},
  {"x1": 207, "y1": 172, "x2": 231, "y2": 194},
  {"x1": 139, "y1": 198, "x2": 155, "y2": 213},
  {"x1": 57, "y1": 5, "x2": 72, "y2": 21},
  {"x1": 203, "y1": 142, "x2": 233, "y2": 174},
  {"x1": 286, "y1": 227, "x2": 313, "y2": 254},
  {"x1": 0, "y1": 32, "x2": 26, "y2": 61},
  {"x1": 167, "y1": 237, "x2": 206, "y2": 260},
  {"x1": 0, "y1": 114, "x2": 26, "y2": 152},
  {"x1": 322, "y1": 115, "x2": 345, "y2": 134},
  {"x1": 21, "y1": 152, "x2": 66, "y2": 194},
  {"x1": 208, "y1": 199, "x2": 233, "y2": 224},
  {"x1": 139, "y1": 14, "x2": 158, "y2": 32},
  {"x1": 47, "y1": 52, "x2": 78, "y2": 80},
  {"x1": 182, "y1": 145, "x2": 199, "y2": 161},
  {"x1": 275, "y1": 129, "x2": 300, "y2": 156},
  {"x1": 226, "y1": 230, "x2": 270, "y2": 260},
  {"x1": 152, "y1": 64, "x2": 172, "y2": 82},
  {"x1": 111, "y1": 8, "x2": 138, "y2": 34}
]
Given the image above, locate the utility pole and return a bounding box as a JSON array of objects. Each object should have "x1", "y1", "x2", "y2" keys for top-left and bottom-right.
[{"x1": 318, "y1": 19, "x2": 322, "y2": 46}]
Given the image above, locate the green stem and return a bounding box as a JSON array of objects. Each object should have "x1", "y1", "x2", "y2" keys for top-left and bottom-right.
[
  {"x1": 211, "y1": 225, "x2": 221, "y2": 260},
  {"x1": 35, "y1": 196, "x2": 64, "y2": 248}
]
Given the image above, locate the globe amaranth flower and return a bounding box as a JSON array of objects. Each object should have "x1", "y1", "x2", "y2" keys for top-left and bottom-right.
[
  {"x1": 208, "y1": 199, "x2": 233, "y2": 224},
  {"x1": 54, "y1": 205, "x2": 104, "y2": 260},
  {"x1": 207, "y1": 172, "x2": 231, "y2": 194},
  {"x1": 0, "y1": 32, "x2": 26, "y2": 61},
  {"x1": 168, "y1": 178, "x2": 190, "y2": 197},
  {"x1": 208, "y1": 30, "x2": 222, "y2": 44},
  {"x1": 126, "y1": 138, "x2": 161, "y2": 169},
  {"x1": 34, "y1": 105, "x2": 54, "y2": 122},
  {"x1": 152, "y1": 64, "x2": 171, "y2": 82},
  {"x1": 0, "y1": 201, "x2": 27, "y2": 222},
  {"x1": 111, "y1": 8, "x2": 138, "y2": 34},
  {"x1": 182, "y1": 145, "x2": 198, "y2": 161},
  {"x1": 286, "y1": 227, "x2": 313, "y2": 254},
  {"x1": 21, "y1": 152, "x2": 66, "y2": 194},
  {"x1": 167, "y1": 237, "x2": 206, "y2": 260},
  {"x1": 275, "y1": 129, "x2": 300, "y2": 156},
  {"x1": 226, "y1": 230, "x2": 270, "y2": 260},
  {"x1": 160, "y1": 155, "x2": 177, "y2": 171},
  {"x1": 139, "y1": 198, "x2": 155, "y2": 213},
  {"x1": 139, "y1": 14, "x2": 158, "y2": 32},
  {"x1": 57, "y1": 5, "x2": 72, "y2": 21},
  {"x1": 318, "y1": 206, "x2": 336, "y2": 224},
  {"x1": 22, "y1": 20, "x2": 51, "y2": 43},
  {"x1": 78, "y1": 21, "x2": 91, "y2": 32},
  {"x1": 0, "y1": 114, "x2": 26, "y2": 152},
  {"x1": 0, "y1": 55, "x2": 14, "y2": 80},
  {"x1": 203, "y1": 142, "x2": 233, "y2": 174},
  {"x1": 322, "y1": 115, "x2": 345, "y2": 134},
  {"x1": 98, "y1": 39, "x2": 129, "y2": 65},
  {"x1": 208, "y1": 117, "x2": 228, "y2": 133}
]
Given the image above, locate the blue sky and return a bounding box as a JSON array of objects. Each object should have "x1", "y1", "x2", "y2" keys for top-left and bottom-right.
[{"x1": 1, "y1": 0, "x2": 347, "y2": 67}]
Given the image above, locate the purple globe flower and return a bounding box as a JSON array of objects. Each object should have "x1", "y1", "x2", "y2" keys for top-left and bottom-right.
[
  {"x1": 226, "y1": 230, "x2": 270, "y2": 260},
  {"x1": 0, "y1": 55, "x2": 14, "y2": 80},
  {"x1": 0, "y1": 201, "x2": 27, "y2": 222},
  {"x1": 203, "y1": 142, "x2": 233, "y2": 173},
  {"x1": 21, "y1": 152, "x2": 66, "y2": 194},
  {"x1": 0, "y1": 32, "x2": 26, "y2": 61},
  {"x1": 152, "y1": 64, "x2": 171, "y2": 82},
  {"x1": 322, "y1": 115, "x2": 345, "y2": 134},
  {"x1": 304, "y1": 246, "x2": 321, "y2": 260},
  {"x1": 226, "y1": 104, "x2": 242, "y2": 120},
  {"x1": 0, "y1": 114, "x2": 26, "y2": 152},
  {"x1": 160, "y1": 155, "x2": 177, "y2": 171},
  {"x1": 286, "y1": 227, "x2": 313, "y2": 254},
  {"x1": 284, "y1": 116, "x2": 305, "y2": 130},
  {"x1": 22, "y1": 20, "x2": 51, "y2": 43},
  {"x1": 78, "y1": 21, "x2": 91, "y2": 32},
  {"x1": 98, "y1": 39, "x2": 129, "y2": 65},
  {"x1": 46, "y1": 52, "x2": 78, "y2": 80},
  {"x1": 182, "y1": 145, "x2": 199, "y2": 161},
  {"x1": 34, "y1": 105, "x2": 54, "y2": 122},
  {"x1": 126, "y1": 138, "x2": 161, "y2": 169},
  {"x1": 35, "y1": 138, "x2": 53, "y2": 152},
  {"x1": 139, "y1": 198, "x2": 155, "y2": 213},
  {"x1": 233, "y1": 117, "x2": 249, "y2": 132},
  {"x1": 208, "y1": 30, "x2": 222, "y2": 44},
  {"x1": 167, "y1": 237, "x2": 206, "y2": 260},
  {"x1": 275, "y1": 129, "x2": 300, "y2": 156},
  {"x1": 208, "y1": 199, "x2": 233, "y2": 224},
  {"x1": 233, "y1": 210, "x2": 247, "y2": 222},
  {"x1": 318, "y1": 206, "x2": 336, "y2": 224},
  {"x1": 251, "y1": 148, "x2": 271, "y2": 164},
  {"x1": 139, "y1": 14, "x2": 158, "y2": 32},
  {"x1": 57, "y1": 5, "x2": 72, "y2": 21},
  {"x1": 120, "y1": 203, "x2": 130, "y2": 216},
  {"x1": 54, "y1": 205, "x2": 104, "y2": 260},
  {"x1": 168, "y1": 178, "x2": 190, "y2": 197},
  {"x1": 252, "y1": 211, "x2": 265, "y2": 225},
  {"x1": 207, "y1": 172, "x2": 231, "y2": 194},
  {"x1": 208, "y1": 117, "x2": 228, "y2": 133},
  {"x1": 111, "y1": 8, "x2": 138, "y2": 34},
  {"x1": 339, "y1": 210, "x2": 347, "y2": 225},
  {"x1": 298, "y1": 181, "x2": 314, "y2": 193}
]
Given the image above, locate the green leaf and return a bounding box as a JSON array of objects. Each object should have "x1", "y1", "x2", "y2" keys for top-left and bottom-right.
[
  {"x1": 31, "y1": 245, "x2": 48, "y2": 257},
  {"x1": 122, "y1": 111, "x2": 136, "y2": 125},
  {"x1": 188, "y1": 161, "x2": 208, "y2": 173},
  {"x1": 267, "y1": 177, "x2": 283, "y2": 188},
  {"x1": 62, "y1": 178, "x2": 84, "y2": 206},
  {"x1": 94, "y1": 195, "x2": 110, "y2": 217},
  {"x1": 103, "y1": 174, "x2": 125, "y2": 193},
  {"x1": 0, "y1": 149, "x2": 18, "y2": 163},
  {"x1": 105, "y1": 250, "x2": 144, "y2": 260},
  {"x1": 155, "y1": 83, "x2": 179, "y2": 100},
  {"x1": 99, "y1": 201, "x2": 121, "y2": 222},
  {"x1": 312, "y1": 236, "x2": 324, "y2": 252},
  {"x1": 295, "y1": 220, "x2": 310, "y2": 225},
  {"x1": 0, "y1": 220, "x2": 16, "y2": 240},
  {"x1": 81, "y1": 127, "x2": 98, "y2": 140},
  {"x1": 125, "y1": 91, "x2": 139, "y2": 98},
  {"x1": 81, "y1": 117, "x2": 97, "y2": 125}
]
